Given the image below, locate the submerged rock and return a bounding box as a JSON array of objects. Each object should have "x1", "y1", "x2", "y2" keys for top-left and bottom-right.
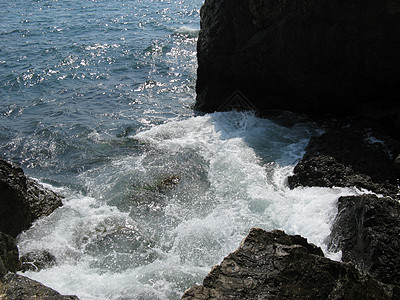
[
  {"x1": 195, "y1": 0, "x2": 400, "y2": 132},
  {"x1": 0, "y1": 233, "x2": 20, "y2": 278},
  {"x1": 0, "y1": 273, "x2": 79, "y2": 299},
  {"x1": 182, "y1": 229, "x2": 398, "y2": 299},
  {"x1": 20, "y1": 250, "x2": 57, "y2": 272},
  {"x1": 157, "y1": 175, "x2": 181, "y2": 192},
  {"x1": 329, "y1": 194, "x2": 400, "y2": 285},
  {"x1": 0, "y1": 159, "x2": 63, "y2": 237}
]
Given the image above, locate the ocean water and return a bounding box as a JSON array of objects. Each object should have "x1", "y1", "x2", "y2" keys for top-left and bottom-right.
[{"x1": 1, "y1": 1, "x2": 365, "y2": 299}]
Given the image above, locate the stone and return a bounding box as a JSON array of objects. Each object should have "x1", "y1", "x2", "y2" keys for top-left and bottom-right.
[
  {"x1": 288, "y1": 121, "x2": 400, "y2": 197},
  {"x1": 20, "y1": 250, "x2": 57, "y2": 272},
  {"x1": 0, "y1": 159, "x2": 63, "y2": 237},
  {"x1": 287, "y1": 121, "x2": 400, "y2": 285},
  {"x1": 195, "y1": 0, "x2": 400, "y2": 132},
  {"x1": 395, "y1": 154, "x2": 400, "y2": 175},
  {"x1": 157, "y1": 175, "x2": 181, "y2": 191},
  {"x1": 182, "y1": 229, "x2": 398, "y2": 299},
  {"x1": 329, "y1": 194, "x2": 400, "y2": 285},
  {"x1": 0, "y1": 232, "x2": 20, "y2": 278},
  {"x1": 0, "y1": 273, "x2": 79, "y2": 299}
]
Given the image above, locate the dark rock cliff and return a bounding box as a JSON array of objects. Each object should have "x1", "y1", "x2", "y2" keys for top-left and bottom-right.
[
  {"x1": 195, "y1": 0, "x2": 400, "y2": 133},
  {"x1": 0, "y1": 233, "x2": 20, "y2": 278}
]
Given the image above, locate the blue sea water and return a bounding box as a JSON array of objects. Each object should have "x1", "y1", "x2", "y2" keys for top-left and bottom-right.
[
  {"x1": 1, "y1": 0, "x2": 198, "y2": 178},
  {"x1": 1, "y1": 1, "x2": 366, "y2": 299}
]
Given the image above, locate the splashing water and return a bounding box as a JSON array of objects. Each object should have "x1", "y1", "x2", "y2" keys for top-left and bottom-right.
[{"x1": 17, "y1": 112, "x2": 365, "y2": 299}]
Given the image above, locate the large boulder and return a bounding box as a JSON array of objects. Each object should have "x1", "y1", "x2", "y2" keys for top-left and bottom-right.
[
  {"x1": 288, "y1": 121, "x2": 400, "y2": 197},
  {"x1": 329, "y1": 194, "x2": 400, "y2": 285},
  {"x1": 195, "y1": 0, "x2": 400, "y2": 131},
  {"x1": 182, "y1": 229, "x2": 398, "y2": 299},
  {"x1": 0, "y1": 159, "x2": 63, "y2": 237},
  {"x1": 0, "y1": 273, "x2": 79, "y2": 299}
]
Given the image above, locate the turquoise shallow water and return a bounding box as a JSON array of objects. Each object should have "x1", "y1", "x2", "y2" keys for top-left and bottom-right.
[{"x1": 0, "y1": 1, "x2": 365, "y2": 299}]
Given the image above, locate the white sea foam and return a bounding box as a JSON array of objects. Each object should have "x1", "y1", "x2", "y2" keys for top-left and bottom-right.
[
  {"x1": 173, "y1": 25, "x2": 200, "y2": 37},
  {"x1": 135, "y1": 111, "x2": 362, "y2": 252},
  {"x1": 18, "y1": 111, "x2": 363, "y2": 299}
]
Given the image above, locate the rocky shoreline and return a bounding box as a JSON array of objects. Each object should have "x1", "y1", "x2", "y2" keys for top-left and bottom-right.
[
  {"x1": 182, "y1": 119, "x2": 400, "y2": 299},
  {"x1": 182, "y1": 229, "x2": 399, "y2": 299},
  {"x1": 289, "y1": 119, "x2": 400, "y2": 286},
  {"x1": 0, "y1": 159, "x2": 78, "y2": 299},
  {"x1": 2, "y1": 0, "x2": 400, "y2": 297},
  {"x1": 3, "y1": 119, "x2": 399, "y2": 299},
  {"x1": 288, "y1": 120, "x2": 400, "y2": 197},
  {"x1": 184, "y1": 0, "x2": 400, "y2": 298}
]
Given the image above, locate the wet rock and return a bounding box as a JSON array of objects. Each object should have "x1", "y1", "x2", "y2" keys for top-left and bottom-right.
[
  {"x1": 20, "y1": 250, "x2": 57, "y2": 272},
  {"x1": 182, "y1": 229, "x2": 398, "y2": 299},
  {"x1": 0, "y1": 233, "x2": 20, "y2": 278},
  {"x1": 195, "y1": 0, "x2": 400, "y2": 133},
  {"x1": 82, "y1": 224, "x2": 157, "y2": 271},
  {"x1": 157, "y1": 175, "x2": 181, "y2": 191},
  {"x1": 0, "y1": 261, "x2": 5, "y2": 278},
  {"x1": 329, "y1": 194, "x2": 400, "y2": 285},
  {"x1": 288, "y1": 122, "x2": 400, "y2": 197},
  {"x1": 0, "y1": 159, "x2": 63, "y2": 237},
  {"x1": 132, "y1": 175, "x2": 181, "y2": 194},
  {"x1": 288, "y1": 120, "x2": 400, "y2": 285},
  {"x1": 0, "y1": 273, "x2": 79, "y2": 299}
]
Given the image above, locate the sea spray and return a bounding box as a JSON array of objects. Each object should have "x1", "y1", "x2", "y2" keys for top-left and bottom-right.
[{"x1": 18, "y1": 111, "x2": 365, "y2": 299}]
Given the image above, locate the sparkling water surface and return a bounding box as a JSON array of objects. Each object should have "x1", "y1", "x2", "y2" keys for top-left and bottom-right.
[{"x1": 1, "y1": 1, "x2": 365, "y2": 299}]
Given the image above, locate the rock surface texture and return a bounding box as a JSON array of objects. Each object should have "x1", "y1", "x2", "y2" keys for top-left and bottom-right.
[
  {"x1": 288, "y1": 121, "x2": 400, "y2": 196},
  {"x1": 329, "y1": 194, "x2": 400, "y2": 286},
  {"x1": 288, "y1": 120, "x2": 400, "y2": 287},
  {"x1": 20, "y1": 250, "x2": 58, "y2": 272},
  {"x1": 0, "y1": 159, "x2": 77, "y2": 299},
  {"x1": 182, "y1": 229, "x2": 398, "y2": 299},
  {"x1": 195, "y1": 0, "x2": 400, "y2": 133},
  {"x1": 0, "y1": 274, "x2": 79, "y2": 300},
  {"x1": 0, "y1": 159, "x2": 63, "y2": 237}
]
